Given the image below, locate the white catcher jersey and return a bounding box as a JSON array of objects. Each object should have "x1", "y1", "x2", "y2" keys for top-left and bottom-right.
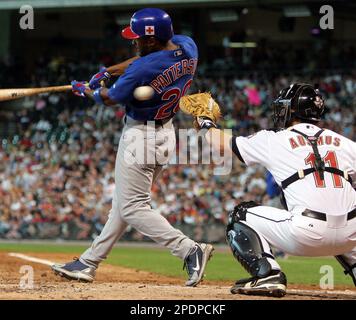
[{"x1": 233, "y1": 123, "x2": 356, "y2": 215}]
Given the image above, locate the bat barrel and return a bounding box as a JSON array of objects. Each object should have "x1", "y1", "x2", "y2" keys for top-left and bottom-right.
[{"x1": 0, "y1": 85, "x2": 73, "y2": 102}]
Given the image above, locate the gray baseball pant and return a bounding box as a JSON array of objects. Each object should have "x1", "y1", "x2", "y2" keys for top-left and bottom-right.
[{"x1": 80, "y1": 116, "x2": 195, "y2": 268}]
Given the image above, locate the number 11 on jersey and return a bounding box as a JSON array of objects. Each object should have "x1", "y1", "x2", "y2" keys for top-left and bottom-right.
[{"x1": 305, "y1": 151, "x2": 343, "y2": 188}]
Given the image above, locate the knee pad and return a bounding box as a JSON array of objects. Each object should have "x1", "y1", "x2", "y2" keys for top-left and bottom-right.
[
  {"x1": 226, "y1": 201, "x2": 273, "y2": 278},
  {"x1": 227, "y1": 201, "x2": 260, "y2": 225}
]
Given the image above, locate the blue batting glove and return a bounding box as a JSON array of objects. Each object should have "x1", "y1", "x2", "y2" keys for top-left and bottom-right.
[
  {"x1": 89, "y1": 67, "x2": 111, "y2": 90},
  {"x1": 71, "y1": 80, "x2": 87, "y2": 97}
]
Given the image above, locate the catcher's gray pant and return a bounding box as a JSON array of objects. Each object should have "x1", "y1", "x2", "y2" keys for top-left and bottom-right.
[{"x1": 80, "y1": 116, "x2": 195, "y2": 268}]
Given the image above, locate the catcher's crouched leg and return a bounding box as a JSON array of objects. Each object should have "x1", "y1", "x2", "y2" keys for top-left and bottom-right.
[{"x1": 226, "y1": 201, "x2": 287, "y2": 297}]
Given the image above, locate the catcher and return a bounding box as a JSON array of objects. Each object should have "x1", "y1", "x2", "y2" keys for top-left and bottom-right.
[{"x1": 179, "y1": 85, "x2": 356, "y2": 297}]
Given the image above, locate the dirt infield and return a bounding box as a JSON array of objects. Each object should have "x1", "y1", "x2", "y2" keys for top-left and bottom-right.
[{"x1": 0, "y1": 252, "x2": 355, "y2": 300}]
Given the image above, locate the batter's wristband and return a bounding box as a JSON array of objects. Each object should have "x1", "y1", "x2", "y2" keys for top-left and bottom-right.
[{"x1": 93, "y1": 88, "x2": 104, "y2": 104}]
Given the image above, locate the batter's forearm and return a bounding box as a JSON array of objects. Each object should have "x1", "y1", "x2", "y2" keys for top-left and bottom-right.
[
  {"x1": 107, "y1": 56, "x2": 140, "y2": 76},
  {"x1": 84, "y1": 88, "x2": 94, "y2": 99},
  {"x1": 84, "y1": 88, "x2": 117, "y2": 106}
]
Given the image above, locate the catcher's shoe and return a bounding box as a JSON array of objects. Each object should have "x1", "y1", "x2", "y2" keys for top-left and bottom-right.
[
  {"x1": 351, "y1": 266, "x2": 356, "y2": 286},
  {"x1": 231, "y1": 271, "x2": 287, "y2": 298},
  {"x1": 51, "y1": 258, "x2": 95, "y2": 282},
  {"x1": 183, "y1": 243, "x2": 214, "y2": 287}
]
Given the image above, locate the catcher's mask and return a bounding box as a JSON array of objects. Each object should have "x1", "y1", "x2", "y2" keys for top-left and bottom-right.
[{"x1": 272, "y1": 83, "x2": 325, "y2": 129}]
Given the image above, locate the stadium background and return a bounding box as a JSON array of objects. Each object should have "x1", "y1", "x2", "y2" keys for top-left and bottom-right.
[
  {"x1": 0, "y1": 0, "x2": 355, "y2": 245},
  {"x1": 0, "y1": 0, "x2": 355, "y2": 300}
]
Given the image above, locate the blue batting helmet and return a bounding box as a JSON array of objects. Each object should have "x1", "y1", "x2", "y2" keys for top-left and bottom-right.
[{"x1": 122, "y1": 8, "x2": 173, "y2": 41}]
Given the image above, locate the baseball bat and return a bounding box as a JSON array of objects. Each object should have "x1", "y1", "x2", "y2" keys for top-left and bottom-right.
[{"x1": 0, "y1": 85, "x2": 73, "y2": 102}]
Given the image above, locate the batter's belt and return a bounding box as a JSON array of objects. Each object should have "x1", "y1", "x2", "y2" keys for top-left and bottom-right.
[{"x1": 124, "y1": 115, "x2": 173, "y2": 128}]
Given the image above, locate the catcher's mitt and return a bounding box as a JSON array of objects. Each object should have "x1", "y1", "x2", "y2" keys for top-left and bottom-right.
[{"x1": 179, "y1": 92, "x2": 221, "y2": 124}]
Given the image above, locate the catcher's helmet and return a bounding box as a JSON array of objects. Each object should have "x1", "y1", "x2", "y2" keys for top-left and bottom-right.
[
  {"x1": 122, "y1": 8, "x2": 173, "y2": 42},
  {"x1": 272, "y1": 83, "x2": 325, "y2": 129}
]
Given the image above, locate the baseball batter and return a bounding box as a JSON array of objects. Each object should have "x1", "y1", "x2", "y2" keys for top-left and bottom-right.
[
  {"x1": 180, "y1": 84, "x2": 356, "y2": 297},
  {"x1": 51, "y1": 8, "x2": 213, "y2": 287}
]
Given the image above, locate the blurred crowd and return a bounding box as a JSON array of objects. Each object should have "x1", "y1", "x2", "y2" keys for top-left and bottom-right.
[
  {"x1": 0, "y1": 46, "x2": 355, "y2": 241},
  {"x1": 207, "y1": 41, "x2": 356, "y2": 75},
  {"x1": 191, "y1": 73, "x2": 355, "y2": 140}
]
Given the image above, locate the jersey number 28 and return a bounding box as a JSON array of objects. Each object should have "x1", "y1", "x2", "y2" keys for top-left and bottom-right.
[{"x1": 154, "y1": 80, "x2": 192, "y2": 120}]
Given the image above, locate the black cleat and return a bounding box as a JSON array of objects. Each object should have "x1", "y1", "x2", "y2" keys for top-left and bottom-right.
[{"x1": 231, "y1": 271, "x2": 287, "y2": 298}]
